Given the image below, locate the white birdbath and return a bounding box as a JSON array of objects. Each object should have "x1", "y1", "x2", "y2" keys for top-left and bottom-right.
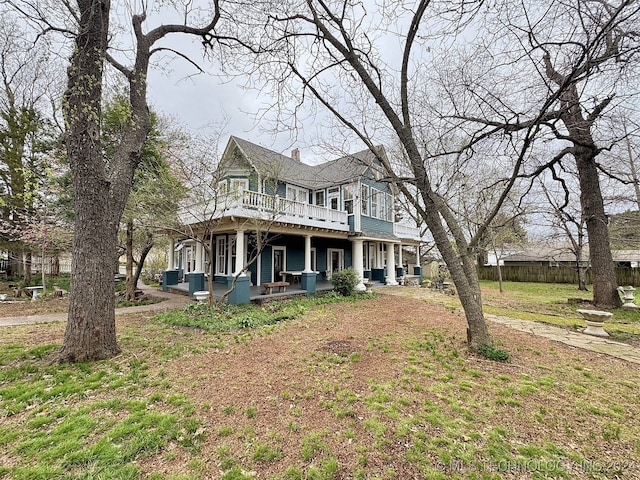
[
  {"x1": 577, "y1": 309, "x2": 611, "y2": 337},
  {"x1": 617, "y1": 286, "x2": 638, "y2": 310},
  {"x1": 193, "y1": 290, "x2": 210, "y2": 302}
]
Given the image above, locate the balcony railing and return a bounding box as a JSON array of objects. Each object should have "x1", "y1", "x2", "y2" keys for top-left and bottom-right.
[
  {"x1": 393, "y1": 223, "x2": 422, "y2": 240},
  {"x1": 180, "y1": 190, "x2": 349, "y2": 229},
  {"x1": 180, "y1": 190, "x2": 422, "y2": 240}
]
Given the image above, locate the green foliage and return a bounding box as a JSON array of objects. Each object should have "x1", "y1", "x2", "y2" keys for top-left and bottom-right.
[
  {"x1": 155, "y1": 292, "x2": 365, "y2": 332},
  {"x1": 330, "y1": 268, "x2": 360, "y2": 296},
  {"x1": 477, "y1": 344, "x2": 510, "y2": 362}
]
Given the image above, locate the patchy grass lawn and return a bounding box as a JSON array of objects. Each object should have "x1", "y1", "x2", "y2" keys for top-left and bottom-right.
[
  {"x1": 1, "y1": 290, "x2": 639, "y2": 479},
  {"x1": 418, "y1": 280, "x2": 640, "y2": 346}
]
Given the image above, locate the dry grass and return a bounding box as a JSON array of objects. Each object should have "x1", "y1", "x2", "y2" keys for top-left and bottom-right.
[{"x1": 1, "y1": 290, "x2": 639, "y2": 479}]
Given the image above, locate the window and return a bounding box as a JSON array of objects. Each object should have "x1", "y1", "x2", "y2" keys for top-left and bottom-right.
[
  {"x1": 315, "y1": 190, "x2": 325, "y2": 207},
  {"x1": 327, "y1": 248, "x2": 344, "y2": 276},
  {"x1": 218, "y1": 180, "x2": 228, "y2": 195},
  {"x1": 368, "y1": 243, "x2": 376, "y2": 269},
  {"x1": 371, "y1": 190, "x2": 378, "y2": 218},
  {"x1": 379, "y1": 243, "x2": 387, "y2": 267},
  {"x1": 361, "y1": 185, "x2": 369, "y2": 215},
  {"x1": 328, "y1": 187, "x2": 339, "y2": 210},
  {"x1": 286, "y1": 185, "x2": 309, "y2": 203},
  {"x1": 230, "y1": 178, "x2": 248, "y2": 194},
  {"x1": 343, "y1": 184, "x2": 354, "y2": 214},
  {"x1": 216, "y1": 237, "x2": 227, "y2": 275}
]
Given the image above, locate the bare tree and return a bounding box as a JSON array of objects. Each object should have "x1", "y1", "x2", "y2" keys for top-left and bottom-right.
[
  {"x1": 7, "y1": 0, "x2": 224, "y2": 361},
  {"x1": 537, "y1": 171, "x2": 590, "y2": 291},
  {"x1": 227, "y1": 1, "x2": 518, "y2": 350},
  {"x1": 444, "y1": 0, "x2": 639, "y2": 308}
]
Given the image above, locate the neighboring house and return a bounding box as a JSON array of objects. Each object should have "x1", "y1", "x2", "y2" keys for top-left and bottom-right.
[
  {"x1": 165, "y1": 136, "x2": 422, "y2": 301},
  {"x1": 499, "y1": 244, "x2": 640, "y2": 268}
]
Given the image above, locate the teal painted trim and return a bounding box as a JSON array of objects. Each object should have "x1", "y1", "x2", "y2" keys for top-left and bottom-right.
[
  {"x1": 227, "y1": 275, "x2": 250, "y2": 305},
  {"x1": 187, "y1": 272, "x2": 205, "y2": 297},
  {"x1": 162, "y1": 270, "x2": 178, "y2": 291},
  {"x1": 301, "y1": 271, "x2": 316, "y2": 295}
]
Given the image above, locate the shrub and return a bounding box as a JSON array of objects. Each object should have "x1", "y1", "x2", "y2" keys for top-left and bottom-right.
[
  {"x1": 330, "y1": 268, "x2": 360, "y2": 296},
  {"x1": 478, "y1": 344, "x2": 510, "y2": 362}
]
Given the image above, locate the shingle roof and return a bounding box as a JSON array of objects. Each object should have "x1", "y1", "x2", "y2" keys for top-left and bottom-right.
[{"x1": 229, "y1": 136, "x2": 381, "y2": 189}]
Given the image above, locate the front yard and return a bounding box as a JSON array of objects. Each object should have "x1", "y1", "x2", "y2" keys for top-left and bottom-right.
[{"x1": 1, "y1": 287, "x2": 639, "y2": 479}]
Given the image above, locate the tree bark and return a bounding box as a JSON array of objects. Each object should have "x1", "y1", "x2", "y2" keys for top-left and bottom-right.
[
  {"x1": 24, "y1": 250, "x2": 31, "y2": 286},
  {"x1": 133, "y1": 231, "x2": 154, "y2": 290},
  {"x1": 125, "y1": 220, "x2": 136, "y2": 301},
  {"x1": 57, "y1": 0, "x2": 219, "y2": 362},
  {"x1": 542, "y1": 48, "x2": 621, "y2": 308},
  {"x1": 59, "y1": 0, "x2": 122, "y2": 362},
  {"x1": 576, "y1": 148, "x2": 621, "y2": 307}
]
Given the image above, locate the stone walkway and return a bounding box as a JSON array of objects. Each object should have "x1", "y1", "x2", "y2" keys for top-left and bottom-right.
[
  {"x1": 0, "y1": 283, "x2": 190, "y2": 327},
  {"x1": 2, "y1": 285, "x2": 640, "y2": 365},
  {"x1": 486, "y1": 314, "x2": 640, "y2": 365}
]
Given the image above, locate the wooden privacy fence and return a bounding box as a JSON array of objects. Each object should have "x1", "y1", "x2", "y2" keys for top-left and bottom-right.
[{"x1": 477, "y1": 265, "x2": 640, "y2": 287}]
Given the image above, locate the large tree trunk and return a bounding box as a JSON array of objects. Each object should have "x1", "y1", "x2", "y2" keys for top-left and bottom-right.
[
  {"x1": 575, "y1": 148, "x2": 621, "y2": 307},
  {"x1": 59, "y1": 0, "x2": 122, "y2": 362},
  {"x1": 544, "y1": 59, "x2": 621, "y2": 309}
]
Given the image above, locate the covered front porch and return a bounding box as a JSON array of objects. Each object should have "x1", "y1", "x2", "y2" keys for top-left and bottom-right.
[
  {"x1": 163, "y1": 219, "x2": 422, "y2": 305},
  {"x1": 165, "y1": 278, "x2": 388, "y2": 303}
]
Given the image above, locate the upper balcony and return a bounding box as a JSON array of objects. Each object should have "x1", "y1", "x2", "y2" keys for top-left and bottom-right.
[
  {"x1": 393, "y1": 223, "x2": 422, "y2": 241},
  {"x1": 179, "y1": 190, "x2": 423, "y2": 241},
  {"x1": 179, "y1": 190, "x2": 350, "y2": 231}
]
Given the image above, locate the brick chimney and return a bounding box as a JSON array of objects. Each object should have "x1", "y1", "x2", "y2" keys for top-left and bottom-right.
[{"x1": 291, "y1": 148, "x2": 300, "y2": 162}]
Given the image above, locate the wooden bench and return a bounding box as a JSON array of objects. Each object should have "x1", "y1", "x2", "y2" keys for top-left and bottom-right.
[{"x1": 261, "y1": 281, "x2": 289, "y2": 295}]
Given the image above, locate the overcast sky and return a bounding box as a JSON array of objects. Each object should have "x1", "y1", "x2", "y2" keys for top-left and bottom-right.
[{"x1": 144, "y1": 34, "x2": 332, "y2": 165}]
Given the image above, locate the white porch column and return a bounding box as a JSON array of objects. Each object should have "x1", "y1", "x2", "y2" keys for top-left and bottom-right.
[
  {"x1": 195, "y1": 241, "x2": 204, "y2": 272},
  {"x1": 352, "y1": 238, "x2": 366, "y2": 291},
  {"x1": 398, "y1": 243, "x2": 403, "y2": 275},
  {"x1": 235, "y1": 230, "x2": 246, "y2": 275},
  {"x1": 167, "y1": 239, "x2": 175, "y2": 270},
  {"x1": 304, "y1": 235, "x2": 313, "y2": 272},
  {"x1": 385, "y1": 242, "x2": 398, "y2": 285}
]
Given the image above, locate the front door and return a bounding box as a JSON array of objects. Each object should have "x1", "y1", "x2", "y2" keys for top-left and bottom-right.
[
  {"x1": 272, "y1": 247, "x2": 286, "y2": 282},
  {"x1": 327, "y1": 248, "x2": 344, "y2": 279}
]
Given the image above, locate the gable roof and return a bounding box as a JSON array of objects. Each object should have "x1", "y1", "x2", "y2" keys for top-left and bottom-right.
[{"x1": 228, "y1": 136, "x2": 383, "y2": 190}]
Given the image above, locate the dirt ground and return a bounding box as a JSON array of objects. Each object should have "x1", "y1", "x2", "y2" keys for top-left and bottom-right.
[
  {"x1": 137, "y1": 292, "x2": 639, "y2": 478},
  {"x1": 2, "y1": 288, "x2": 639, "y2": 478}
]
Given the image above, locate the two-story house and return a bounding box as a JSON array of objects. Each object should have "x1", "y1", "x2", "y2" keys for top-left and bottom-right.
[{"x1": 163, "y1": 136, "x2": 422, "y2": 303}]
